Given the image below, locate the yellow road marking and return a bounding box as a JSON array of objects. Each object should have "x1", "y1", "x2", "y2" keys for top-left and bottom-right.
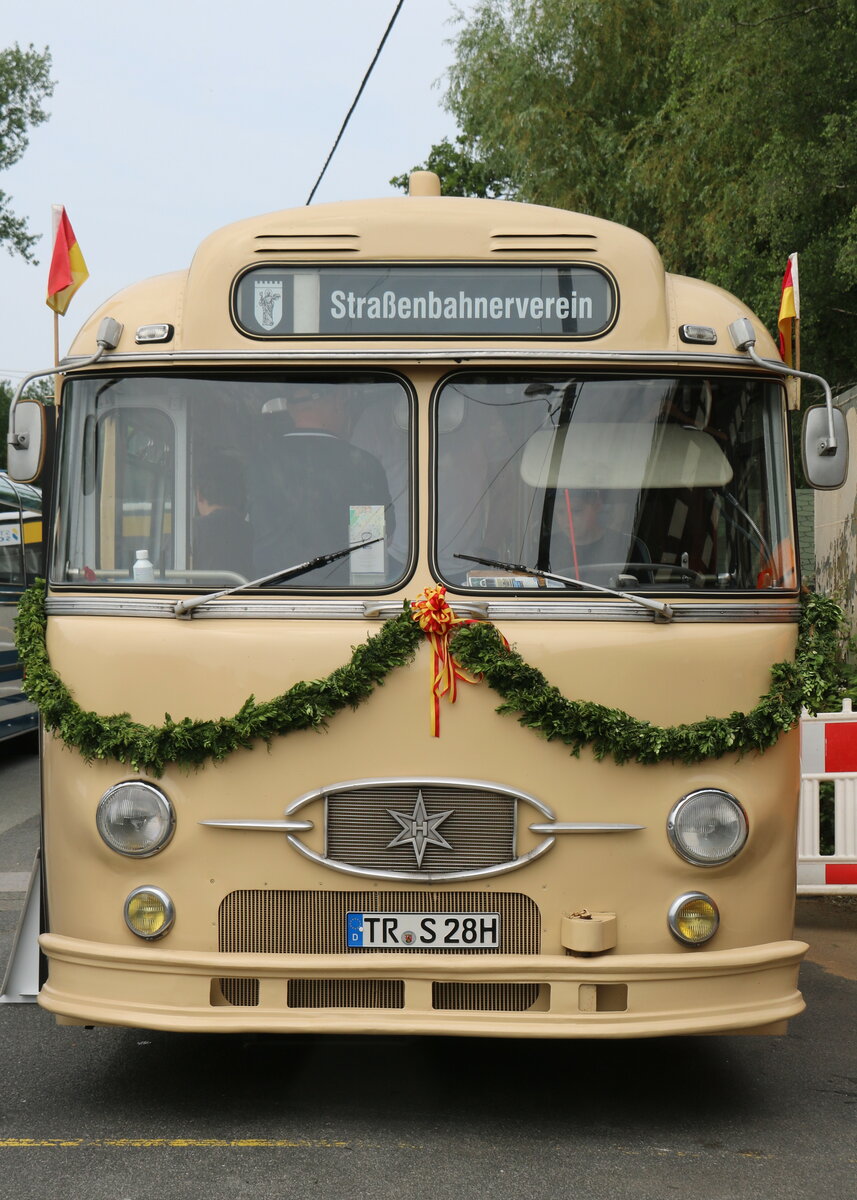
[{"x1": 0, "y1": 1138, "x2": 391, "y2": 1149}]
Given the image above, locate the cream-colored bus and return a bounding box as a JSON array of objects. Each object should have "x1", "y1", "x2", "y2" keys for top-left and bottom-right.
[{"x1": 6, "y1": 173, "x2": 848, "y2": 1036}]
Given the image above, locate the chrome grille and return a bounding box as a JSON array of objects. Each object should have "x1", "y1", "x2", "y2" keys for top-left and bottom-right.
[
  {"x1": 325, "y1": 785, "x2": 515, "y2": 873},
  {"x1": 218, "y1": 890, "x2": 541, "y2": 955}
]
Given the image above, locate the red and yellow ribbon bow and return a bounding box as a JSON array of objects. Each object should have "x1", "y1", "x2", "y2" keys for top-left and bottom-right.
[{"x1": 411, "y1": 585, "x2": 480, "y2": 736}]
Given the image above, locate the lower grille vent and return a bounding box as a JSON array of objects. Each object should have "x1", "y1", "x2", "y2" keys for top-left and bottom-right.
[
  {"x1": 216, "y1": 978, "x2": 259, "y2": 1007},
  {"x1": 432, "y1": 982, "x2": 542, "y2": 1011},
  {"x1": 218, "y1": 890, "x2": 541, "y2": 955},
  {"x1": 287, "y1": 979, "x2": 404, "y2": 1009}
]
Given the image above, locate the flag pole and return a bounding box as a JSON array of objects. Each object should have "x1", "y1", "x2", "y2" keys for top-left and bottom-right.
[
  {"x1": 53, "y1": 311, "x2": 61, "y2": 402},
  {"x1": 50, "y1": 206, "x2": 61, "y2": 396}
]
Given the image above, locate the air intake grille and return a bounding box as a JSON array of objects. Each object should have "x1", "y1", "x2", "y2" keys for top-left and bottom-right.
[
  {"x1": 218, "y1": 890, "x2": 541, "y2": 955},
  {"x1": 432, "y1": 983, "x2": 542, "y2": 1011},
  {"x1": 325, "y1": 784, "x2": 516, "y2": 873},
  {"x1": 253, "y1": 232, "x2": 359, "y2": 255},
  {"x1": 216, "y1": 978, "x2": 259, "y2": 1007},
  {"x1": 287, "y1": 979, "x2": 404, "y2": 1009},
  {"x1": 490, "y1": 232, "x2": 598, "y2": 255}
]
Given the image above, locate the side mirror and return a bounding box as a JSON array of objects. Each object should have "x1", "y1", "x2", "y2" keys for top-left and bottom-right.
[
  {"x1": 802, "y1": 405, "x2": 849, "y2": 490},
  {"x1": 6, "y1": 398, "x2": 47, "y2": 484}
]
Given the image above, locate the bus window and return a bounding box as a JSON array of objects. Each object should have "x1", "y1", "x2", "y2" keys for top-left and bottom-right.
[
  {"x1": 434, "y1": 374, "x2": 793, "y2": 593},
  {"x1": 52, "y1": 373, "x2": 413, "y2": 589},
  {"x1": 0, "y1": 490, "x2": 25, "y2": 585},
  {"x1": 0, "y1": 473, "x2": 41, "y2": 741}
]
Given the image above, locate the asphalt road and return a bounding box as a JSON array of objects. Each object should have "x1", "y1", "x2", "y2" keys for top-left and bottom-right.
[{"x1": 1, "y1": 738, "x2": 855, "y2": 1200}]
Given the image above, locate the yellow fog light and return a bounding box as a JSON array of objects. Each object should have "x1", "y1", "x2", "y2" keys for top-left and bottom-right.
[
  {"x1": 124, "y1": 886, "x2": 174, "y2": 940},
  {"x1": 668, "y1": 892, "x2": 719, "y2": 945}
]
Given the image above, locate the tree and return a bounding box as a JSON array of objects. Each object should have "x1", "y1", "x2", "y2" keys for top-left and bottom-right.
[
  {"x1": 0, "y1": 43, "x2": 54, "y2": 262},
  {"x1": 390, "y1": 135, "x2": 514, "y2": 199},
  {"x1": 401, "y1": 0, "x2": 857, "y2": 391},
  {"x1": 0, "y1": 377, "x2": 53, "y2": 470},
  {"x1": 635, "y1": 1, "x2": 857, "y2": 391}
]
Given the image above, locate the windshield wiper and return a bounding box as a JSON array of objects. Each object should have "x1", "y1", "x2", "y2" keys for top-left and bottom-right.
[
  {"x1": 174, "y1": 538, "x2": 384, "y2": 617},
  {"x1": 454, "y1": 553, "x2": 674, "y2": 622}
]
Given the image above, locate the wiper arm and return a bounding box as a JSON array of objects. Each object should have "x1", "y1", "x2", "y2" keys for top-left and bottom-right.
[
  {"x1": 454, "y1": 553, "x2": 674, "y2": 622},
  {"x1": 174, "y1": 538, "x2": 384, "y2": 617}
]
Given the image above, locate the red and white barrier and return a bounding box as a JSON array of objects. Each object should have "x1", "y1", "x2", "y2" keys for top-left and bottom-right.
[{"x1": 799, "y1": 700, "x2": 857, "y2": 894}]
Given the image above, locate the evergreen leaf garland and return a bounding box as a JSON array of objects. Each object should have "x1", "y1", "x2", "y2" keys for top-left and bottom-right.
[{"x1": 15, "y1": 581, "x2": 846, "y2": 776}]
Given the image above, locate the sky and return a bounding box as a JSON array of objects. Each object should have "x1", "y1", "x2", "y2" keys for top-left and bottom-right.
[{"x1": 1, "y1": 0, "x2": 471, "y2": 383}]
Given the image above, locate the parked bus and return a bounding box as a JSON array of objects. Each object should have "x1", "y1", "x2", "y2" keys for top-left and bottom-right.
[
  {"x1": 5, "y1": 173, "x2": 847, "y2": 1035},
  {"x1": 0, "y1": 472, "x2": 41, "y2": 743}
]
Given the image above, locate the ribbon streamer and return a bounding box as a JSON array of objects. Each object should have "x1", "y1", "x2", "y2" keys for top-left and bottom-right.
[{"x1": 411, "y1": 585, "x2": 481, "y2": 736}]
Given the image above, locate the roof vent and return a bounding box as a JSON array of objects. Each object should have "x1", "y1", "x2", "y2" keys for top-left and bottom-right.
[{"x1": 409, "y1": 171, "x2": 441, "y2": 197}]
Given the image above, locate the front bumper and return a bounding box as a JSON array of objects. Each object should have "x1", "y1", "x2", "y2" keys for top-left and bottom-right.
[{"x1": 39, "y1": 933, "x2": 807, "y2": 1038}]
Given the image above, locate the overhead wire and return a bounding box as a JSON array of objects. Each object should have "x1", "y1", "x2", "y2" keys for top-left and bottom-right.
[{"x1": 305, "y1": 0, "x2": 406, "y2": 205}]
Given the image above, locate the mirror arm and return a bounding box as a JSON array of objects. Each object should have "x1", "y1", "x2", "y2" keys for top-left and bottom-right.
[
  {"x1": 728, "y1": 317, "x2": 837, "y2": 453},
  {"x1": 7, "y1": 317, "x2": 124, "y2": 452}
]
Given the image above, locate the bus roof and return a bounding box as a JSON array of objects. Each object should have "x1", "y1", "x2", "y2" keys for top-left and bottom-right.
[{"x1": 67, "y1": 193, "x2": 778, "y2": 363}]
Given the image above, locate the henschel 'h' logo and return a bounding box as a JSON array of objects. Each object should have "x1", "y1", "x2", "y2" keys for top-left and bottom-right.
[{"x1": 386, "y1": 790, "x2": 454, "y2": 868}]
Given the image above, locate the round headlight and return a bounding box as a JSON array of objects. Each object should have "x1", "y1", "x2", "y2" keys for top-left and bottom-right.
[
  {"x1": 124, "y1": 886, "x2": 175, "y2": 939},
  {"x1": 668, "y1": 892, "x2": 719, "y2": 945},
  {"x1": 667, "y1": 789, "x2": 748, "y2": 866},
  {"x1": 96, "y1": 782, "x2": 175, "y2": 857}
]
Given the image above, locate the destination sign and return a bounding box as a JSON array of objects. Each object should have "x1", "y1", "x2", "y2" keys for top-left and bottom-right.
[{"x1": 233, "y1": 265, "x2": 617, "y2": 338}]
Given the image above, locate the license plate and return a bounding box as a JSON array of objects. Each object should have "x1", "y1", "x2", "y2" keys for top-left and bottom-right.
[{"x1": 346, "y1": 912, "x2": 501, "y2": 949}]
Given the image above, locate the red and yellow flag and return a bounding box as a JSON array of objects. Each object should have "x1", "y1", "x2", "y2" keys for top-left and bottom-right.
[
  {"x1": 46, "y1": 206, "x2": 89, "y2": 315},
  {"x1": 777, "y1": 252, "x2": 799, "y2": 366}
]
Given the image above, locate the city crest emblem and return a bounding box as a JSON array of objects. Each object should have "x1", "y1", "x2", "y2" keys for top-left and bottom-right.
[{"x1": 254, "y1": 279, "x2": 283, "y2": 329}]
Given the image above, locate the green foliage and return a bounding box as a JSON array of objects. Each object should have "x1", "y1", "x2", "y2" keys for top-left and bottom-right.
[
  {"x1": 390, "y1": 135, "x2": 514, "y2": 198},
  {"x1": 450, "y1": 592, "x2": 848, "y2": 765},
  {"x1": 421, "y1": 0, "x2": 857, "y2": 392},
  {"x1": 635, "y1": 1, "x2": 857, "y2": 392},
  {"x1": 14, "y1": 581, "x2": 847, "y2": 775},
  {"x1": 0, "y1": 43, "x2": 54, "y2": 262},
  {"x1": 1, "y1": 377, "x2": 53, "y2": 470},
  {"x1": 15, "y1": 583, "x2": 424, "y2": 776}
]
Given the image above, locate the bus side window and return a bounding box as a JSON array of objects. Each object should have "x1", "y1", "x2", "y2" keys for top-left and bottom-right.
[{"x1": 0, "y1": 495, "x2": 24, "y2": 585}]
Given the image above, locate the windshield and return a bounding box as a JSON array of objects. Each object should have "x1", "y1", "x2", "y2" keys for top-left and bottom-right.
[
  {"x1": 434, "y1": 373, "x2": 795, "y2": 593},
  {"x1": 53, "y1": 373, "x2": 412, "y2": 590}
]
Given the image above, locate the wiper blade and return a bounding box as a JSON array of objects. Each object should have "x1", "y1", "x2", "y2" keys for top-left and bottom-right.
[
  {"x1": 174, "y1": 538, "x2": 384, "y2": 617},
  {"x1": 454, "y1": 553, "x2": 673, "y2": 622}
]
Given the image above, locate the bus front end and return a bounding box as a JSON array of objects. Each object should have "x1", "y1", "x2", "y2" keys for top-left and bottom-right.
[{"x1": 23, "y1": 189, "x2": 823, "y2": 1036}]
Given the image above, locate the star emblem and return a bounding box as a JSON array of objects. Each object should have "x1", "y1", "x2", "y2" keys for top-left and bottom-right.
[{"x1": 386, "y1": 790, "x2": 454, "y2": 868}]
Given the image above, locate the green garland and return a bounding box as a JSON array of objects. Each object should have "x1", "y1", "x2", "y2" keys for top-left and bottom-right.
[
  {"x1": 449, "y1": 594, "x2": 845, "y2": 765},
  {"x1": 15, "y1": 580, "x2": 846, "y2": 777},
  {"x1": 15, "y1": 581, "x2": 422, "y2": 776}
]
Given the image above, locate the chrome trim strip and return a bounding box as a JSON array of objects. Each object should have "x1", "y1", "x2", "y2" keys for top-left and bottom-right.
[
  {"x1": 45, "y1": 597, "x2": 370, "y2": 619},
  {"x1": 528, "y1": 822, "x2": 645, "y2": 834},
  {"x1": 198, "y1": 819, "x2": 314, "y2": 832},
  {"x1": 285, "y1": 776, "x2": 556, "y2": 819},
  {"x1": 363, "y1": 599, "x2": 489, "y2": 620},
  {"x1": 61, "y1": 349, "x2": 777, "y2": 368},
  {"x1": 482, "y1": 601, "x2": 799, "y2": 623},
  {"x1": 284, "y1": 831, "x2": 556, "y2": 884},
  {"x1": 44, "y1": 595, "x2": 800, "y2": 623}
]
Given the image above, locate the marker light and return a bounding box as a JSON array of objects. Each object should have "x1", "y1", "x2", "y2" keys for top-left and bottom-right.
[
  {"x1": 667, "y1": 789, "x2": 748, "y2": 866},
  {"x1": 135, "y1": 323, "x2": 174, "y2": 343},
  {"x1": 96, "y1": 782, "x2": 175, "y2": 857},
  {"x1": 668, "y1": 893, "x2": 719, "y2": 945},
  {"x1": 124, "y1": 886, "x2": 175, "y2": 939},
  {"x1": 679, "y1": 324, "x2": 717, "y2": 344}
]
